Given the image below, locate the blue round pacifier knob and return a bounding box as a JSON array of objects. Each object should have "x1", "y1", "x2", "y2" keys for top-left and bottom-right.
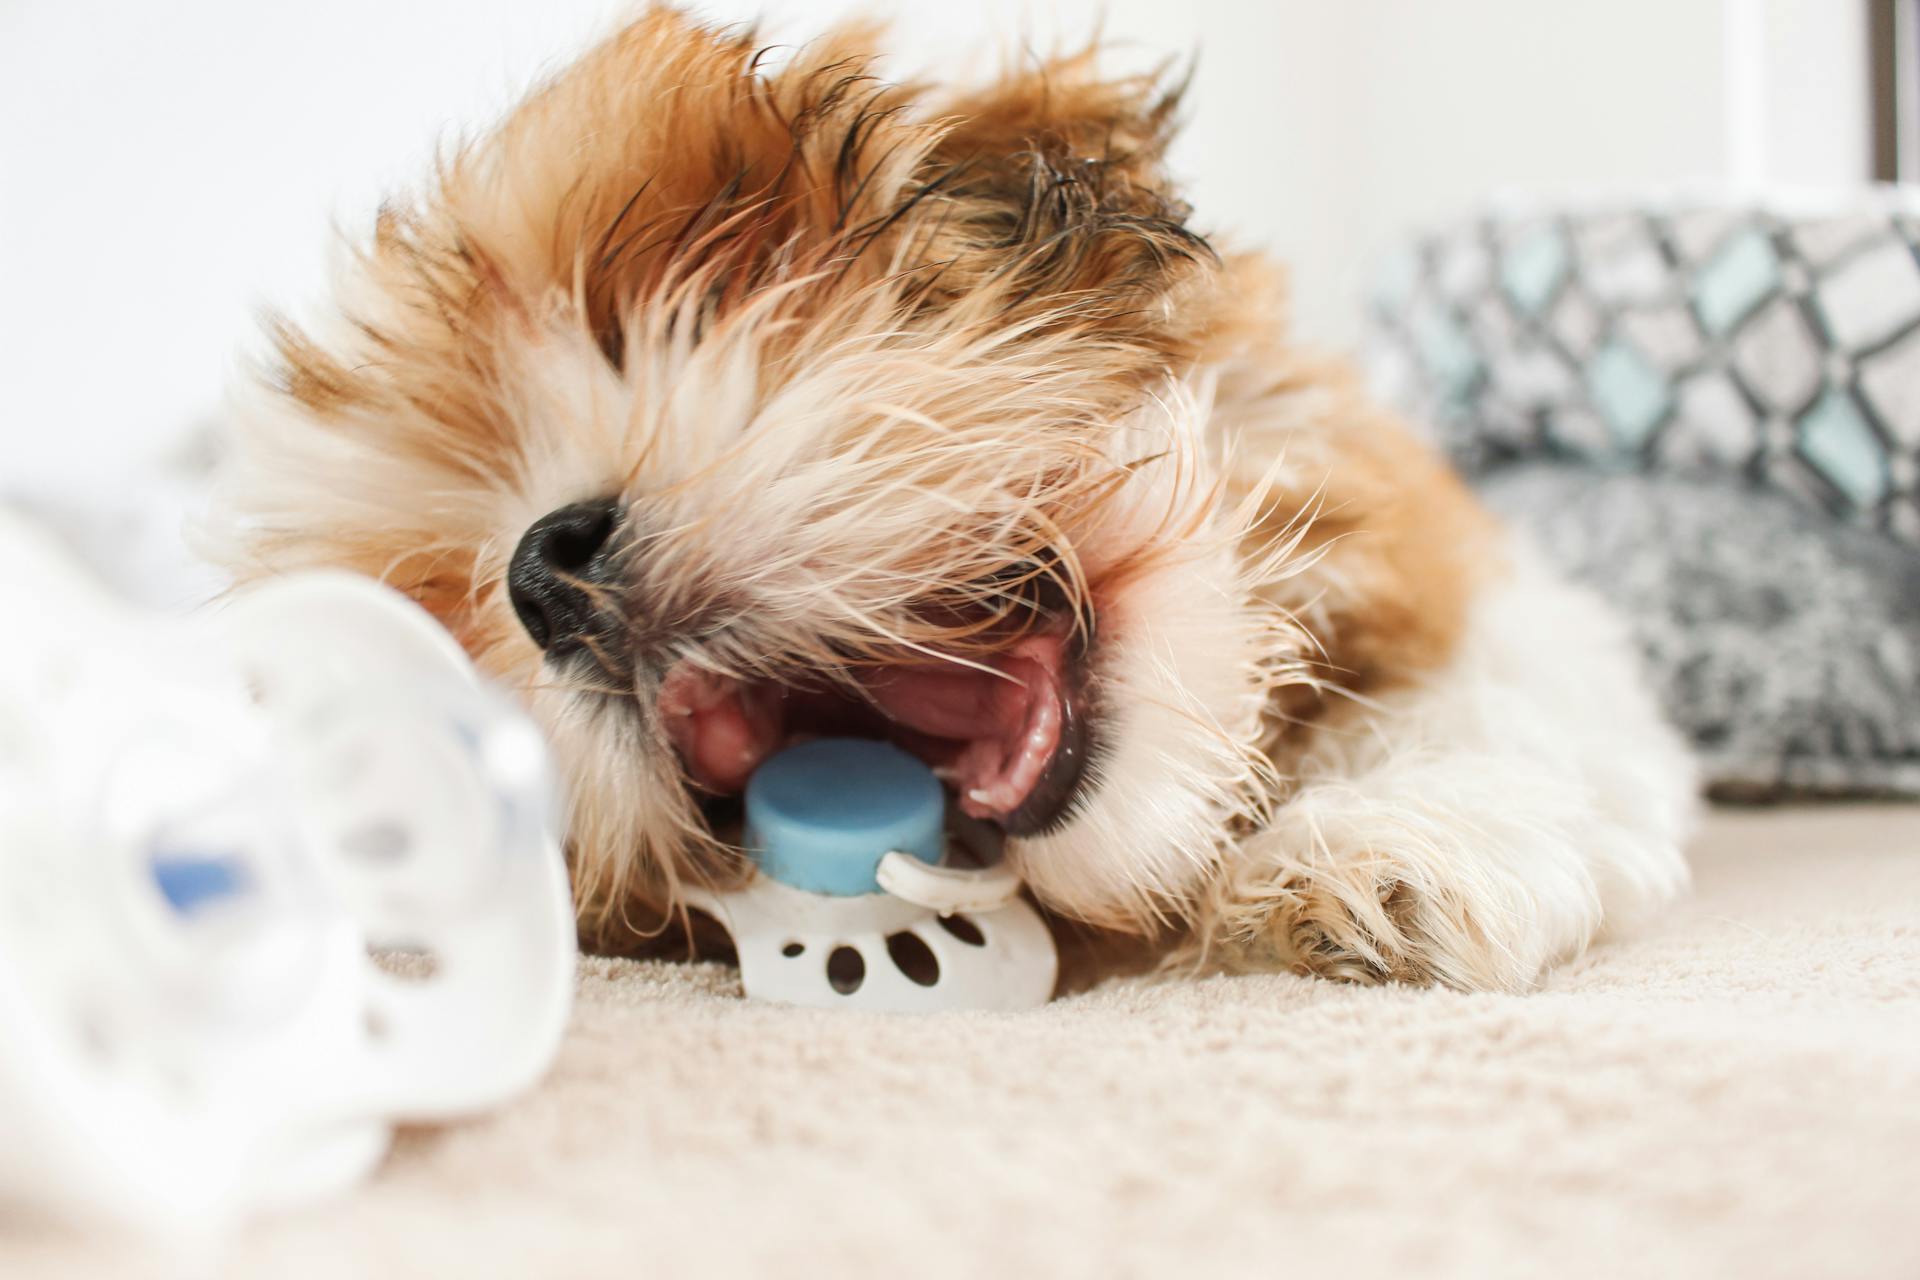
[{"x1": 743, "y1": 738, "x2": 945, "y2": 895}]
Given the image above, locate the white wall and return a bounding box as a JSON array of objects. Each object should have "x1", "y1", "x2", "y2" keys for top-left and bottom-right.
[
  {"x1": 0, "y1": 0, "x2": 1870, "y2": 490},
  {"x1": 1750, "y1": 0, "x2": 1871, "y2": 186}
]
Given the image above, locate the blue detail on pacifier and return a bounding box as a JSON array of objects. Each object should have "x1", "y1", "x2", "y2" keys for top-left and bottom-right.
[
  {"x1": 744, "y1": 739, "x2": 944, "y2": 896},
  {"x1": 150, "y1": 852, "x2": 250, "y2": 915}
]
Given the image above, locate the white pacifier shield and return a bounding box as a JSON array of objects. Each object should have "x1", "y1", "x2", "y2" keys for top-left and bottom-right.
[{"x1": 687, "y1": 738, "x2": 1058, "y2": 1013}]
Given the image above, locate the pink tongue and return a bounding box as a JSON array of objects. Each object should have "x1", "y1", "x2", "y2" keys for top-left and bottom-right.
[
  {"x1": 860, "y1": 640, "x2": 1065, "y2": 820},
  {"x1": 858, "y1": 662, "x2": 1026, "y2": 741},
  {"x1": 660, "y1": 638, "x2": 1069, "y2": 820}
]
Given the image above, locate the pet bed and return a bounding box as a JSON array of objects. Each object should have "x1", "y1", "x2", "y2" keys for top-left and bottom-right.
[{"x1": 1367, "y1": 191, "x2": 1920, "y2": 797}]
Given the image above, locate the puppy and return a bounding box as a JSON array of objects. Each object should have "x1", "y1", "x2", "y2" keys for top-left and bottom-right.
[{"x1": 212, "y1": 9, "x2": 1693, "y2": 990}]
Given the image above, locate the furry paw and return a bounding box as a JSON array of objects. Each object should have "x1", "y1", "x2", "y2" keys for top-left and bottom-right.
[
  {"x1": 1273, "y1": 866, "x2": 1508, "y2": 990},
  {"x1": 1207, "y1": 794, "x2": 1636, "y2": 993}
]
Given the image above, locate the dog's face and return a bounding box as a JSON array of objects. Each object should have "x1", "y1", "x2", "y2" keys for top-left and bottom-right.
[{"x1": 217, "y1": 13, "x2": 1292, "y2": 938}]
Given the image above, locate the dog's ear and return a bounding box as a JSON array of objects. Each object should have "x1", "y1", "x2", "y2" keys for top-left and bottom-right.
[
  {"x1": 915, "y1": 49, "x2": 1212, "y2": 336},
  {"x1": 932, "y1": 47, "x2": 1189, "y2": 213}
]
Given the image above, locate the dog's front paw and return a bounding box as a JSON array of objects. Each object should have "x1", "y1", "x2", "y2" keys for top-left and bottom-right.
[
  {"x1": 1274, "y1": 865, "x2": 1512, "y2": 990},
  {"x1": 1209, "y1": 806, "x2": 1609, "y2": 992}
]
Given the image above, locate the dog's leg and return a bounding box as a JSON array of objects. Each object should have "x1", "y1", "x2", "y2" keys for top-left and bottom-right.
[{"x1": 1203, "y1": 545, "x2": 1696, "y2": 991}]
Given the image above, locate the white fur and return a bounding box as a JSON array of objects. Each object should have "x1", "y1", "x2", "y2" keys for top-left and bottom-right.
[
  {"x1": 1204, "y1": 541, "x2": 1697, "y2": 990},
  {"x1": 1002, "y1": 383, "x2": 1293, "y2": 926}
]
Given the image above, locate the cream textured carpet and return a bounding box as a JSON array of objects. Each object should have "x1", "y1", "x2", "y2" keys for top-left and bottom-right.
[{"x1": 10, "y1": 805, "x2": 1920, "y2": 1279}]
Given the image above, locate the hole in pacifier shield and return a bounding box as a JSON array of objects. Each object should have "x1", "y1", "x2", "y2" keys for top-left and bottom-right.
[
  {"x1": 827, "y1": 946, "x2": 865, "y2": 994},
  {"x1": 938, "y1": 914, "x2": 986, "y2": 947},
  {"x1": 885, "y1": 932, "x2": 940, "y2": 987}
]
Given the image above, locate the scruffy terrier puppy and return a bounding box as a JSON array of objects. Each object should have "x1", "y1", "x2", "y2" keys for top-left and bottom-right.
[{"x1": 213, "y1": 9, "x2": 1693, "y2": 990}]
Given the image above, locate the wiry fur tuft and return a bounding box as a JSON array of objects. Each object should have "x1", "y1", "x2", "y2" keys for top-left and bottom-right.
[{"x1": 211, "y1": 8, "x2": 1692, "y2": 987}]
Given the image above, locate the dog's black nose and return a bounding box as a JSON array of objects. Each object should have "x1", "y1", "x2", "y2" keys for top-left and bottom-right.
[{"x1": 507, "y1": 498, "x2": 622, "y2": 654}]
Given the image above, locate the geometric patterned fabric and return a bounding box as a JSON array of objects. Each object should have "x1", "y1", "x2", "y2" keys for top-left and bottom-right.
[{"x1": 1364, "y1": 196, "x2": 1920, "y2": 545}]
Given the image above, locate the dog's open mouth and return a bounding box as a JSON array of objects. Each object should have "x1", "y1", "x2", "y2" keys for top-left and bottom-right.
[{"x1": 659, "y1": 633, "x2": 1088, "y2": 836}]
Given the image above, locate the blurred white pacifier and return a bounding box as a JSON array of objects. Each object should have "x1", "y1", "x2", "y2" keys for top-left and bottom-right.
[
  {"x1": 0, "y1": 511, "x2": 576, "y2": 1235},
  {"x1": 685, "y1": 738, "x2": 1058, "y2": 1012}
]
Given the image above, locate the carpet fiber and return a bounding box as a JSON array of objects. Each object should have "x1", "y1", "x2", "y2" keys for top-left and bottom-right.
[{"x1": 12, "y1": 806, "x2": 1920, "y2": 1279}]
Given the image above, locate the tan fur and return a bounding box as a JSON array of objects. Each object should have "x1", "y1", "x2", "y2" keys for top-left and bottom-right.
[
  {"x1": 212, "y1": 8, "x2": 1687, "y2": 988},
  {"x1": 1202, "y1": 255, "x2": 1497, "y2": 701}
]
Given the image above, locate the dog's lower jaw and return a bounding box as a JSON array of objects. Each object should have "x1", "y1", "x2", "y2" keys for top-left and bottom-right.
[
  {"x1": 1000, "y1": 540, "x2": 1288, "y2": 932},
  {"x1": 1192, "y1": 541, "x2": 1696, "y2": 993}
]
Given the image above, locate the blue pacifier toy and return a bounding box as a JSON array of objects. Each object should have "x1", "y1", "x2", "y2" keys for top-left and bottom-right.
[{"x1": 685, "y1": 739, "x2": 1058, "y2": 1012}]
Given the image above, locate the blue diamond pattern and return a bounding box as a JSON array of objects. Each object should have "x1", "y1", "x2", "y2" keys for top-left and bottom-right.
[
  {"x1": 1586, "y1": 341, "x2": 1669, "y2": 449},
  {"x1": 1364, "y1": 197, "x2": 1920, "y2": 541},
  {"x1": 1692, "y1": 226, "x2": 1780, "y2": 337},
  {"x1": 1501, "y1": 225, "x2": 1570, "y2": 317},
  {"x1": 1410, "y1": 305, "x2": 1480, "y2": 401},
  {"x1": 1798, "y1": 387, "x2": 1888, "y2": 508}
]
